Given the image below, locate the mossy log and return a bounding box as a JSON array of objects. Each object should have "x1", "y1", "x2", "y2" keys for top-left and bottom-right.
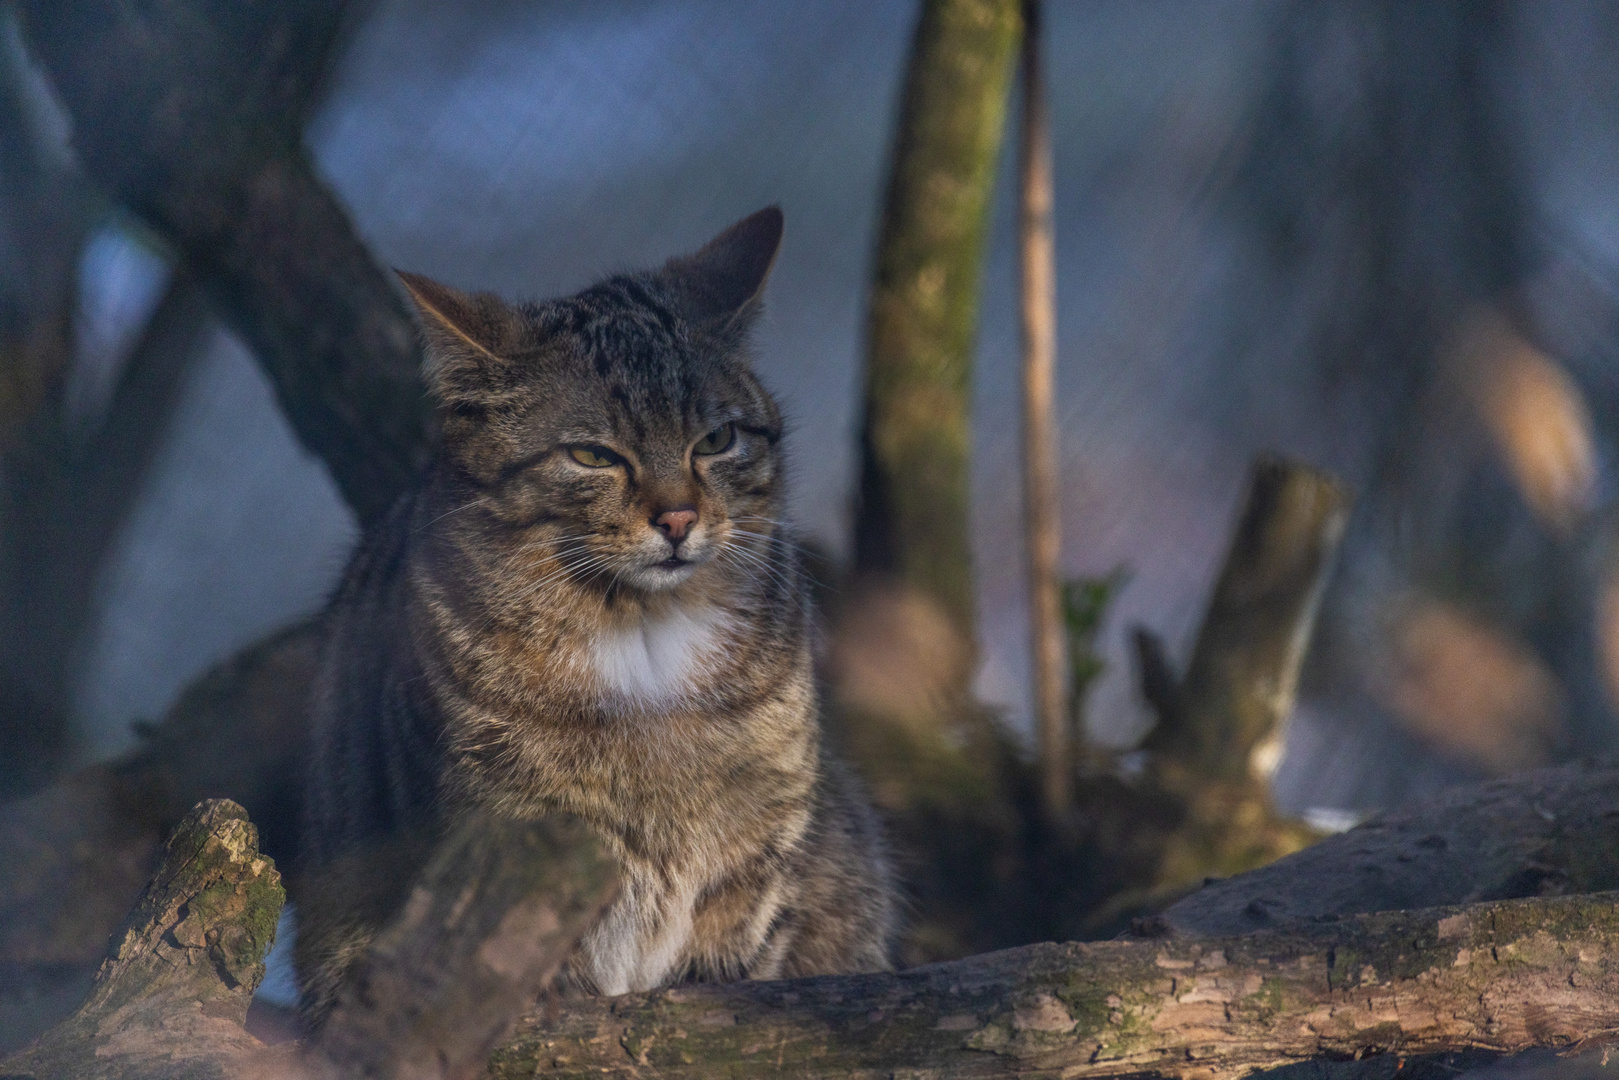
[
  {"x1": 0, "y1": 799, "x2": 288, "y2": 1080},
  {"x1": 20, "y1": 800, "x2": 1619, "y2": 1078},
  {"x1": 500, "y1": 889, "x2": 1619, "y2": 1080},
  {"x1": 0, "y1": 625, "x2": 319, "y2": 1050}
]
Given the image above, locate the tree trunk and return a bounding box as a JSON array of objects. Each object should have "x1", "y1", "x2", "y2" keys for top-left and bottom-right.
[
  {"x1": 500, "y1": 889, "x2": 1619, "y2": 1080},
  {"x1": 1018, "y1": 0, "x2": 1067, "y2": 826},
  {"x1": 852, "y1": 0, "x2": 1022, "y2": 648}
]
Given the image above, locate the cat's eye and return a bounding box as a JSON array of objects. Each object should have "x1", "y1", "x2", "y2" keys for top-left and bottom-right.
[
  {"x1": 568, "y1": 446, "x2": 620, "y2": 468},
  {"x1": 693, "y1": 424, "x2": 735, "y2": 456}
]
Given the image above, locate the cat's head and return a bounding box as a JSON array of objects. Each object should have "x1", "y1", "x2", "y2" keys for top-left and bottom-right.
[{"x1": 398, "y1": 207, "x2": 787, "y2": 597}]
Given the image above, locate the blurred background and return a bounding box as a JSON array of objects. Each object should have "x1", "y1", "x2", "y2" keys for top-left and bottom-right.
[
  {"x1": 8, "y1": 0, "x2": 1619, "y2": 1062},
  {"x1": 11, "y1": 0, "x2": 1619, "y2": 812}
]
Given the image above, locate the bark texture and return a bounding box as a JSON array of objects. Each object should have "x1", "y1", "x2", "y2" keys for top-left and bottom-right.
[
  {"x1": 317, "y1": 811, "x2": 618, "y2": 1080},
  {"x1": 496, "y1": 889, "x2": 1619, "y2": 1080},
  {"x1": 0, "y1": 623, "x2": 320, "y2": 1051},
  {"x1": 0, "y1": 799, "x2": 285, "y2": 1080},
  {"x1": 16, "y1": 792, "x2": 1619, "y2": 1078},
  {"x1": 1, "y1": 801, "x2": 616, "y2": 1080}
]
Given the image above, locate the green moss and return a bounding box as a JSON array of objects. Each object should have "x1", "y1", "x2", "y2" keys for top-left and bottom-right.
[
  {"x1": 1260, "y1": 976, "x2": 1287, "y2": 1016},
  {"x1": 1054, "y1": 987, "x2": 1112, "y2": 1042}
]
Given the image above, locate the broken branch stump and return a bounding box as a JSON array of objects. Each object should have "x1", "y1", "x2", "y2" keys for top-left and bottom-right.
[
  {"x1": 1143, "y1": 454, "x2": 1353, "y2": 780},
  {"x1": 0, "y1": 799, "x2": 287, "y2": 1080},
  {"x1": 1, "y1": 799, "x2": 617, "y2": 1080}
]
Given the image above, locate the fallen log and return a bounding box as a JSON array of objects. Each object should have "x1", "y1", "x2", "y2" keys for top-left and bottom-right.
[
  {"x1": 1160, "y1": 759, "x2": 1619, "y2": 939},
  {"x1": 14, "y1": 798, "x2": 1619, "y2": 1080},
  {"x1": 500, "y1": 889, "x2": 1619, "y2": 1080}
]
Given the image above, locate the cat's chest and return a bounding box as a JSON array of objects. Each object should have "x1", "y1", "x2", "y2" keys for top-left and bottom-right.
[{"x1": 577, "y1": 603, "x2": 736, "y2": 708}]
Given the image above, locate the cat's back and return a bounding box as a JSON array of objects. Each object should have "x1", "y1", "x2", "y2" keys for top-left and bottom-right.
[{"x1": 302, "y1": 492, "x2": 441, "y2": 866}]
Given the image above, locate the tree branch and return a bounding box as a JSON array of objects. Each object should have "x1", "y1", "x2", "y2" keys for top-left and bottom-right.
[
  {"x1": 13, "y1": 794, "x2": 1619, "y2": 1079},
  {"x1": 16, "y1": 0, "x2": 433, "y2": 525},
  {"x1": 316, "y1": 811, "x2": 618, "y2": 1080}
]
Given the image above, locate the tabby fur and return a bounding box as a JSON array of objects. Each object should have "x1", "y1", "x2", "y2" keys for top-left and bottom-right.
[{"x1": 294, "y1": 208, "x2": 896, "y2": 1021}]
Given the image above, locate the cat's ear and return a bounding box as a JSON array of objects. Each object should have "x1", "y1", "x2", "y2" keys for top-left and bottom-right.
[
  {"x1": 396, "y1": 270, "x2": 519, "y2": 405},
  {"x1": 660, "y1": 206, "x2": 784, "y2": 329}
]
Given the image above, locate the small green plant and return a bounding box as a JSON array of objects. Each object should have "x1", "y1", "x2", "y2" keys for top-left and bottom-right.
[{"x1": 1061, "y1": 566, "x2": 1130, "y2": 755}]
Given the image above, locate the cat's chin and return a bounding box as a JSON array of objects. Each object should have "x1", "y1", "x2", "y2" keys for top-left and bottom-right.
[{"x1": 621, "y1": 559, "x2": 701, "y2": 593}]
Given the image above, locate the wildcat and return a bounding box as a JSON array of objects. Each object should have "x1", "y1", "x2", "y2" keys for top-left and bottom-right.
[{"x1": 294, "y1": 208, "x2": 896, "y2": 1021}]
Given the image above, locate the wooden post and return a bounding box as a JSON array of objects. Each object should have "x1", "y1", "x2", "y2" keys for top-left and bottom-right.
[{"x1": 1019, "y1": 0, "x2": 1066, "y2": 824}]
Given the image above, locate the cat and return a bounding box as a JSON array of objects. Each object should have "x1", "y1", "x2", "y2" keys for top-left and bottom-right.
[{"x1": 293, "y1": 207, "x2": 897, "y2": 1021}]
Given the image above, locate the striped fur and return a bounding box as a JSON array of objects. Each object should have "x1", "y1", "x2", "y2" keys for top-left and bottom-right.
[{"x1": 294, "y1": 209, "x2": 896, "y2": 1021}]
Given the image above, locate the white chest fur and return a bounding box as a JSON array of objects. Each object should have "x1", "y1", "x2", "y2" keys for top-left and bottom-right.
[{"x1": 583, "y1": 603, "x2": 733, "y2": 707}]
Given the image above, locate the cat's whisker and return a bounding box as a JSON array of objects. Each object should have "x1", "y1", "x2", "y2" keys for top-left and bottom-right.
[
  {"x1": 718, "y1": 539, "x2": 802, "y2": 601},
  {"x1": 724, "y1": 530, "x2": 813, "y2": 575},
  {"x1": 516, "y1": 551, "x2": 613, "y2": 601},
  {"x1": 727, "y1": 525, "x2": 817, "y2": 560},
  {"x1": 415, "y1": 499, "x2": 487, "y2": 533}
]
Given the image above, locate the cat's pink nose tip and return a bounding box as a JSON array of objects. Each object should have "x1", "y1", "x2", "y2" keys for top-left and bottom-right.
[{"x1": 654, "y1": 508, "x2": 699, "y2": 541}]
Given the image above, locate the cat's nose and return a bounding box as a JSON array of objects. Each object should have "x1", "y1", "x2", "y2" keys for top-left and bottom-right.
[{"x1": 654, "y1": 507, "x2": 699, "y2": 543}]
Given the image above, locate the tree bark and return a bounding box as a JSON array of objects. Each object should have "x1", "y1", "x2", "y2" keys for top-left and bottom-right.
[
  {"x1": 316, "y1": 812, "x2": 618, "y2": 1080},
  {"x1": 832, "y1": 0, "x2": 1025, "y2": 964},
  {"x1": 18, "y1": 789, "x2": 1619, "y2": 1079},
  {"x1": 497, "y1": 890, "x2": 1619, "y2": 1080},
  {"x1": 853, "y1": 0, "x2": 1022, "y2": 644},
  {"x1": 1095, "y1": 456, "x2": 1351, "y2": 916},
  {"x1": 1159, "y1": 758, "x2": 1619, "y2": 939},
  {"x1": 0, "y1": 799, "x2": 287, "y2": 1080},
  {"x1": 1142, "y1": 456, "x2": 1353, "y2": 782},
  {"x1": 0, "y1": 623, "x2": 320, "y2": 1051}
]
